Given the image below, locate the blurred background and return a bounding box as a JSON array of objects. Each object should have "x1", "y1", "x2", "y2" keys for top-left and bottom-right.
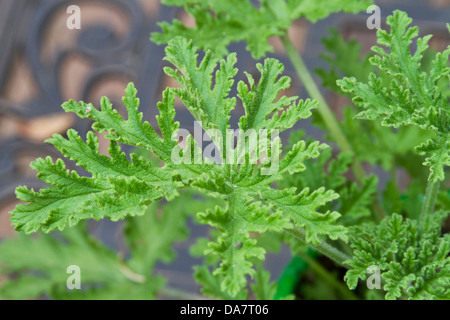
[{"x1": 0, "y1": 0, "x2": 449, "y2": 296}]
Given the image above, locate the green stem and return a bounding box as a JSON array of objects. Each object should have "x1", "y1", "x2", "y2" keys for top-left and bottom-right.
[
  {"x1": 280, "y1": 33, "x2": 385, "y2": 221},
  {"x1": 287, "y1": 228, "x2": 351, "y2": 268},
  {"x1": 420, "y1": 180, "x2": 440, "y2": 220},
  {"x1": 297, "y1": 250, "x2": 359, "y2": 300}
]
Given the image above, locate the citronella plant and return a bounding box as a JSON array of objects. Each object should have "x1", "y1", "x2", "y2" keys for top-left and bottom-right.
[
  {"x1": 0, "y1": 191, "x2": 215, "y2": 300},
  {"x1": 5, "y1": 37, "x2": 349, "y2": 298},
  {"x1": 152, "y1": 0, "x2": 449, "y2": 298},
  {"x1": 315, "y1": 28, "x2": 433, "y2": 180},
  {"x1": 291, "y1": 11, "x2": 449, "y2": 300},
  {"x1": 1, "y1": 6, "x2": 448, "y2": 300},
  {"x1": 337, "y1": 11, "x2": 449, "y2": 184},
  {"x1": 151, "y1": 0, "x2": 376, "y2": 193},
  {"x1": 336, "y1": 11, "x2": 450, "y2": 299}
]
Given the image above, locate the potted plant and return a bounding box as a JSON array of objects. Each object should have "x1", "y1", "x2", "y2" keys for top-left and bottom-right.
[{"x1": 0, "y1": 1, "x2": 448, "y2": 301}]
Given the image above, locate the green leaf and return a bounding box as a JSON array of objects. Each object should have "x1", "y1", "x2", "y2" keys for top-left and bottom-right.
[
  {"x1": 261, "y1": 187, "x2": 347, "y2": 244},
  {"x1": 0, "y1": 223, "x2": 163, "y2": 300},
  {"x1": 12, "y1": 157, "x2": 108, "y2": 234},
  {"x1": 164, "y1": 37, "x2": 238, "y2": 142},
  {"x1": 251, "y1": 265, "x2": 277, "y2": 300},
  {"x1": 316, "y1": 28, "x2": 435, "y2": 174},
  {"x1": 1, "y1": 192, "x2": 210, "y2": 300},
  {"x1": 337, "y1": 11, "x2": 450, "y2": 181},
  {"x1": 345, "y1": 212, "x2": 450, "y2": 300},
  {"x1": 152, "y1": 0, "x2": 372, "y2": 59},
  {"x1": 338, "y1": 176, "x2": 378, "y2": 225},
  {"x1": 11, "y1": 37, "x2": 345, "y2": 297},
  {"x1": 415, "y1": 137, "x2": 450, "y2": 182},
  {"x1": 280, "y1": 135, "x2": 378, "y2": 227},
  {"x1": 197, "y1": 195, "x2": 291, "y2": 297},
  {"x1": 11, "y1": 84, "x2": 204, "y2": 234},
  {"x1": 237, "y1": 59, "x2": 317, "y2": 132}
]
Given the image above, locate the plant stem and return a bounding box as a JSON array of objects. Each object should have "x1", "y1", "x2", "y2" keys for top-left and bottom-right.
[
  {"x1": 297, "y1": 250, "x2": 359, "y2": 300},
  {"x1": 280, "y1": 33, "x2": 385, "y2": 221},
  {"x1": 287, "y1": 228, "x2": 351, "y2": 268},
  {"x1": 420, "y1": 180, "x2": 440, "y2": 220}
]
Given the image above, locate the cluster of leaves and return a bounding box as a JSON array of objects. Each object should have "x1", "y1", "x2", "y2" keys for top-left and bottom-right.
[
  {"x1": 316, "y1": 28, "x2": 432, "y2": 177},
  {"x1": 152, "y1": 0, "x2": 372, "y2": 59},
  {"x1": 0, "y1": 191, "x2": 203, "y2": 299},
  {"x1": 334, "y1": 11, "x2": 450, "y2": 299},
  {"x1": 345, "y1": 212, "x2": 450, "y2": 300},
  {"x1": 190, "y1": 238, "x2": 284, "y2": 300},
  {"x1": 279, "y1": 131, "x2": 378, "y2": 226},
  {"x1": 315, "y1": 19, "x2": 449, "y2": 218},
  {"x1": 6, "y1": 36, "x2": 348, "y2": 298},
  {"x1": 1, "y1": 0, "x2": 449, "y2": 300},
  {"x1": 280, "y1": 11, "x2": 450, "y2": 299},
  {"x1": 337, "y1": 11, "x2": 450, "y2": 182},
  {"x1": 1, "y1": 189, "x2": 280, "y2": 300}
]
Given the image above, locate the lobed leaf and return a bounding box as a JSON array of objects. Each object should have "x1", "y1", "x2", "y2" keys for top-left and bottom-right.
[
  {"x1": 337, "y1": 11, "x2": 450, "y2": 181},
  {"x1": 11, "y1": 37, "x2": 346, "y2": 297}
]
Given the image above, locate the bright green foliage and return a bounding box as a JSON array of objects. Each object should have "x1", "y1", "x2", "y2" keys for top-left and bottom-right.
[
  {"x1": 338, "y1": 176, "x2": 378, "y2": 225},
  {"x1": 192, "y1": 243, "x2": 280, "y2": 300},
  {"x1": 316, "y1": 28, "x2": 433, "y2": 174},
  {"x1": 11, "y1": 89, "x2": 195, "y2": 234},
  {"x1": 281, "y1": 144, "x2": 353, "y2": 192},
  {"x1": 164, "y1": 37, "x2": 346, "y2": 296},
  {"x1": 337, "y1": 11, "x2": 450, "y2": 181},
  {"x1": 152, "y1": 0, "x2": 372, "y2": 59},
  {"x1": 6, "y1": 3, "x2": 447, "y2": 301},
  {"x1": 345, "y1": 212, "x2": 450, "y2": 300},
  {"x1": 339, "y1": 107, "x2": 432, "y2": 175},
  {"x1": 0, "y1": 192, "x2": 215, "y2": 300},
  {"x1": 9, "y1": 36, "x2": 345, "y2": 297},
  {"x1": 314, "y1": 13, "x2": 450, "y2": 300},
  {"x1": 280, "y1": 134, "x2": 378, "y2": 226}
]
